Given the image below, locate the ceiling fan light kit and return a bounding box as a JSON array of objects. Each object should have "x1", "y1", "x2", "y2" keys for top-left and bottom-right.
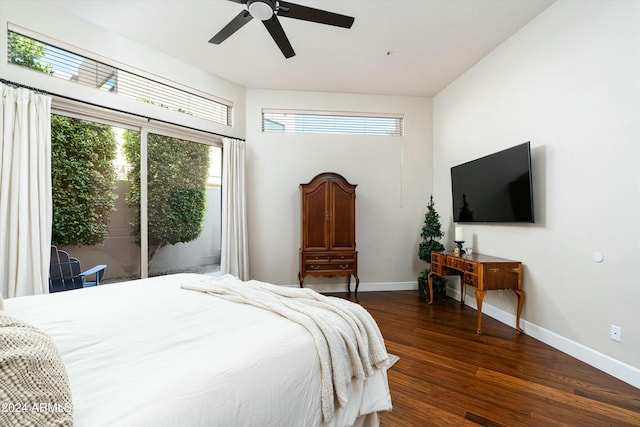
[
  {"x1": 210, "y1": 0, "x2": 355, "y2": 59},
  {"x1": 248, "y1": 0, "x2": 274, "y2": 21}
]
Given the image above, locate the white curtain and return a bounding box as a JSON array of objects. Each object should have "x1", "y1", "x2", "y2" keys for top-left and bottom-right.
[
  {"x1": 0, "y1": 84, "x2": 52, "y2": 298},
  {"x1": 220, "y1": 137, "x2": 249, "y2": 280}
]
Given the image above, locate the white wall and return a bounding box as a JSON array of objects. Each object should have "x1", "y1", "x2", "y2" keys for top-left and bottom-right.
[
  {"x1": 246, "y1": 89, "x2": 432, "y2": 290},
  {"x1": 433, "y1": 0, "x2": 640, "y2": 385},
  {"x1": 149, "y1": 187, "x2": 222, "y2": 275}
]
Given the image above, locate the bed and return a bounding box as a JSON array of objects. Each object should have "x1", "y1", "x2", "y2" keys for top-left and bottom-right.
[{"x1": 1, "y1": 273, "x2": 392, "y2": 427}]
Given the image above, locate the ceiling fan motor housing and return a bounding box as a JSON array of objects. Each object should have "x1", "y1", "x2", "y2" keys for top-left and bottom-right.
[{"x1": 247, "y1": 0, "x2": 275, "y2": 21}]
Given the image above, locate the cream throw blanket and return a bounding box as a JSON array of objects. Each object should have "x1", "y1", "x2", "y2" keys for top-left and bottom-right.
[
  {"x1": 0, "y1": 312, "x2": 73, "y2": 427},
  {"x1": 181, "y1": 274, "x2": 388, "y2": 423}
]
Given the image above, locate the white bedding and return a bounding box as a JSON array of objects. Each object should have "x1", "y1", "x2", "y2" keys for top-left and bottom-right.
[{"x1": 3, "y1": 273, "x2": 392, "y2": 427}]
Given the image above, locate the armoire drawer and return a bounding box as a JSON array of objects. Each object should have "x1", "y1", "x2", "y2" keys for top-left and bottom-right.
[
  {"x1": 303, "y1": 253, "x2": 330, "y2": 263},
  {"x1": 305, "y1": 263, "x2": 354, "y2": 273},
  {"x1": 329, "y1": 253, "x2": 356, "y2": 263}
]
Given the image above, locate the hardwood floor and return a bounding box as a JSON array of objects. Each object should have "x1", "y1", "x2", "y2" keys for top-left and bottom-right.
[{"x1": 335, "y1": 290, "x2": 640, "y2": 426}]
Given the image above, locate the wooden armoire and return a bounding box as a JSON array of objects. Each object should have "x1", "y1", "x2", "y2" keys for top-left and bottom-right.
[{"x1": 298, "y1": 172, "x2": 359, "y2": 299}]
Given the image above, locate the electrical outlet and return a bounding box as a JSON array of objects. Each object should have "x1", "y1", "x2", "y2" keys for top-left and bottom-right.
[{"x1": 610, "y1": 325, "x2": 622, "y2": 342}]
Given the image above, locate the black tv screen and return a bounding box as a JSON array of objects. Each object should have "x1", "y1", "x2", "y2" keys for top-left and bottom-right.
[{"x1": 451, "y1": 142, "x2": 534, "y2": 223}]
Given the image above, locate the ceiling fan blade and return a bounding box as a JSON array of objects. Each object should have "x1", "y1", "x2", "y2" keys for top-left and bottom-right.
[
  {"x1": 277, "y1": 1, "x2": 354, "y2": 28},
  {"x1": 209, "y1": 10, "x2": 253, "y2": 44},
  {"x1": 262, "y1": 15, "x2": 295, "y2": 58}
]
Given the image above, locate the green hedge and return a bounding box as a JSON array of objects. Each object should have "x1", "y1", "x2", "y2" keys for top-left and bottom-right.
[
  {"x1": 122, "y1": 131, "x2": 210, "y2": 259},
  {"x1": 51, "y1": 115, "x2": 117, "y2": 246}
]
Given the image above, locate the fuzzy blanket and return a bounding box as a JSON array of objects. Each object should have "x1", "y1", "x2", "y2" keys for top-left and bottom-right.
[
  {"x1": 181, "y1": 274, "x2": 388, "y2": 423},
  {"x1": 0, "y1": 312, "x2": 73, "y2": 427}
]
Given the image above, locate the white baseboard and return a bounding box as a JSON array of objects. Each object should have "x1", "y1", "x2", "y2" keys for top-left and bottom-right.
[
  {"x1": 447, "y1": 286, "x2": 640, "y2": 390},
  {"x1": 299, "y1": 280, "x2": 418, "y2": 293}
]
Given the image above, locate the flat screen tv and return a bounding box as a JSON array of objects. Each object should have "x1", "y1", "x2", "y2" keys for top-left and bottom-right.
[{"x1": 451, "y1": 142, "x2": 534, "y2": 223}]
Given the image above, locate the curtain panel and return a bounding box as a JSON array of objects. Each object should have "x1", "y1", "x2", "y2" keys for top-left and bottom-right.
[
  {"x1": 220, "y1": 137, "x2": 249, "y2": 280},
  {"x1": 0, "y1": 84, "x2": 52, "y2": 298}
]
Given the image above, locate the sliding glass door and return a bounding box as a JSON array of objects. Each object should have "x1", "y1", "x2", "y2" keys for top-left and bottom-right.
[
  {"x1": 141, "y1": 132, "x2": 221, "y2": 276},
  {"x1": 51, "y1": 114, "x2": 222, "y2": 284}
]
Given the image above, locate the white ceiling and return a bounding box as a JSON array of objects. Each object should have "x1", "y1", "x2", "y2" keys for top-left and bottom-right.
[{"x1": 47, "y1": 0, "x2": 554, "y2": 97}]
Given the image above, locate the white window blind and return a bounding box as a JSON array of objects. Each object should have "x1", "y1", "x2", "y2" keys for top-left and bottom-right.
[
  {"x1": 262, "y1": 109, "x2": 404, "y2": 136},
  {"x1": 7, "y1": 30, "x2": 232, "y2": 126}
]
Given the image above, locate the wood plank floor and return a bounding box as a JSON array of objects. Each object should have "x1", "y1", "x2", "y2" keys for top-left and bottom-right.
[{"x1": 332, "y1": 290, "x2": 640, "y2": 426}]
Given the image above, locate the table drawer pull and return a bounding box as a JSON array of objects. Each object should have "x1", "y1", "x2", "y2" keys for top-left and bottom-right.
[
  {"x1": 310, "y1": 265, "x2": 320, "y2": 270},
  {"x1": 339, "y1": 264, "x2": 350, "y2": 269}
]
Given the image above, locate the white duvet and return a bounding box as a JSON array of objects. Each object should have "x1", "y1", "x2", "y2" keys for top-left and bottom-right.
[{"x1": 3, "y1": 273, "x2": 392, "y2": 427}]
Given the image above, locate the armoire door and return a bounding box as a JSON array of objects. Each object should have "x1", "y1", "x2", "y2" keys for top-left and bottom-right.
[
  {"x1": 329, "y1": 179, "x2": 356, "y2": 250},
  {"x1": 301, "y1": 179, "x2": 330, "y2": 250}
]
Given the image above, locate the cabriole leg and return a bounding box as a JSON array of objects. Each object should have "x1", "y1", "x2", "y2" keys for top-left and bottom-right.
[
  {"x1": 474, "y1": 289, "x2": 487, "y2": 335},
  {"x1": 514, "y1": 289, "x2": 525, "y2": 334},
  {"x1": 427, "y1": 271, "x2": 435, "y2": 304}
]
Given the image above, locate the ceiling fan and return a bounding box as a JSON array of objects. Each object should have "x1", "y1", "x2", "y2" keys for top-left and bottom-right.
[{"x1": 209, "y1": 0, "x2": 355, "y2": 59}]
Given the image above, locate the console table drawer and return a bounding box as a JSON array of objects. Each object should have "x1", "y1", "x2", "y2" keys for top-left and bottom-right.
[
  {"x1": 431, "y1": 252, "x2": 446, "y2": 265},
  {"x1": 446, "y1": 256, "x2": 464, "y2": 270},
  {"x1": 431, "y1": 263, "x2": 445, "y2": 275},
  {"x1": 464, "y1": 273, "x2": 479, "y2": 287},
  {"x1": 465, "y1": 261, "x2": 478, "y2": 273},
  {"x1": 480, "y1": 263, "x2": 521, "y2": 290}
]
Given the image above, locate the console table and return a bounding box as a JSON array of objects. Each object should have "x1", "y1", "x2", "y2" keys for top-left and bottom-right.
[{"x1": 428, "y1": 251, "x2": 524, "y2": 335}]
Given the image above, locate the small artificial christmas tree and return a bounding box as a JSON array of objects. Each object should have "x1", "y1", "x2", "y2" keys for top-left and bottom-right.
[{"x1": 418, "y1": 195, "x2": 447, "y2": 299}]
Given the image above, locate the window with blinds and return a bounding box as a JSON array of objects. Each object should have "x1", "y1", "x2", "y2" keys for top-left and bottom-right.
[
  {"x1": 262, "y1": 109, "x2": 404, "y2": 136},
  {"x1": 7, "y1": 30, "x2": 232, "y2": 126}
]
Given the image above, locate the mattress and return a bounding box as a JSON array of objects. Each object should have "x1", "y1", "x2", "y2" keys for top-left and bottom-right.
[{"x1": 3, "y1": 273, "x2": 392, "y2": 426}]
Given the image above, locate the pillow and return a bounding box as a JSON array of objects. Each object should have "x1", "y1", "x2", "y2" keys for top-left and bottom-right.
[{"x1": 0, "y1": 313, "x2": 73, "y2": 427}]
